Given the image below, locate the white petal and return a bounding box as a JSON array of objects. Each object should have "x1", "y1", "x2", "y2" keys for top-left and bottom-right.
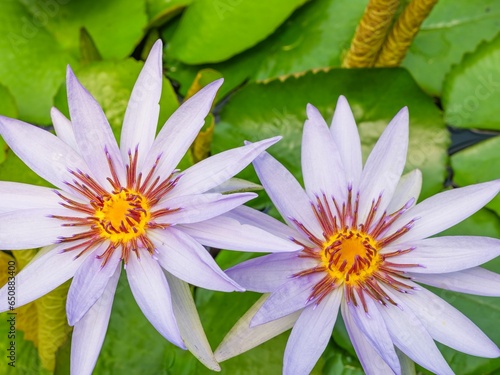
[
  {"x1": 66, "y1": 67, "x2": 124, "y2": 187},
  {"x1": 126, "y1": 250, "x2": 185, "y2": 348},
  {"x1": 180, "y1": 213, "x2": 302, "y2": 253},
  {"x1": 0, "y1": 115, "x2": 94, "y2": 193},
  {"x1": 284, "y1": 288, "x2": 342, "y2": 375},
  {"x1": 358, "y1": 108, "x2": 409, "y2": 224},
  {"x1": 66, "y1": 244, "x2": 122, "y2": 326},
  {"x1": 0, "y1": 208, "x2": 84, "y2": 250},
  {"x1": 70, "y1": 265, "x2": 120, "y2": 375},
  {"x1": 170, "y1": 137, "x2": 280, "y2": 197},
  {"x1": 157, "y1": 192, "x2": 256, "y2": 225},
  {"x1": 384, "y1": 236, "x2": 500, "y2": 273},
  {"x1": 141, "y1": 79, "x2": 223, "y2": 180},
  {"x1": 389, "y1": 180, "x2": 500, "y2": 244},
  {"x1": 377, "y1": 292, "x2": 454, "y2": 375},
  {"x1": 398, "y1": 283, "x2": 500, "y2": 358},
  {"x1": 330, "y1": 96, "x2": 363, "y2": 189},
  {"x1": 226, "y1": 252, "x2": 317, "y2": 293},
  {"x1": 215, "y1": 294, "x2": 300, "y2": 362},
  {"x1": 341, "y1": 301, "x2": 394, "y2": 375},
  {"x1": 251, "y1": 273, "x2": 322, "y2": 326},
  {"x1": 253, "y1": 151, "x2": 323, "y2": 240},
  {"x1": 349, "y1": 296, "x2": 401, "y2": 373},
  {"x1": 387, "y1": 169, "x2": 422, "y2": 214},
  {"x1": 302, "y1": 104, "x2": 347, "y2": 203},
  {"x1": 0, "y1": 243, "x2": 91, "y2": 312},
  {"x1": 0, "y1": 182, "x2": 61, "y2": 214},
  {"x1": 120, "y1": 40, "x2": 163, "y2": 169},
  {"x1": 207, "y1": 178, "x2": 262, "y2": 194},
  {"x1": 165, "y1": 271, "x2": 220, "y2": 371},
  {"x1": 51, "y1": 107, "x2": 78, "y2": 151},
  {"x1": 411, "y1": 267, "x2": 500, "y2": 296},
  {"x1": 151, "y1": 227, "x2": 242, "y2": 292}
]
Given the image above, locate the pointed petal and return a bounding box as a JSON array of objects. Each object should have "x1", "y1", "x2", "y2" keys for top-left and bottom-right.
[
  {"x1": 411, "y1": 267, "x2": 500, "y2": 296},
  {"x1": 251, "y1": 273, "x2": 322, "y2": 326},
  {"x1": 141, "y1": 79, "x2": 223, "y2": 179},
  {"x1": 330, "y1": 96, "x2": 363, "y2": 189},
  {"x1": 302, "y1": 104, "x2": 347, "y2": 203},
  {"x1": 126, "y1": 250, "x2": 185, "y2": 349},
  {"x1": 215, "y1": 294, "x2": 300, "y2": 362},
  {"x1": 398, "y1": 283, "x2": 500, "y2": 358},
  {"x1": 70, "y1": 265, "x2": 120, "y2": 375},
  {"x1": 377, "y1": 292, "x2": 454, "y2": 375},
  {"x1": 0, "y1": 208, "x2": 84, "y2": 250},
  {"x1": 0, "y1": 243, "x2": 91, "y2": 312},
  {"x1": 387, "y1": 169, "x2": 422, "y2": 213},
  {"x1": 51, "y1": 107, "x2": 78, "y2": 150},
  {"x1": 0, "y1": 116, "x2": 93, "y2": 192},
  {"x1": 253, "y1": 151, "x2": 323, "y2": 240},
  {"x1": 384, "y1": 236, "x2": 500, "y2": 273},
  {"x1": 358, "y1": 108, "x2": 409, "y2": 224},
  {"x1": 180, "y1": 213, "x2": 302, "y2": 253},
  {"x1": 341, "y1": 301, "x2": 395, "y2": 375},
  {"x1": 157, "y1": 192, "x2": 256, "y2": 225},
  {"x1": 389, "y1": 180, "x2": 500, "y2": 244},
  {"x1": 207, "y1": 178, "x2": 262, "y2": 194},
  {"x1": 151, "y1": 228, "x2": 242, "y2": 292},
  {"x1": 165, "y1": 271, "x2": 220, "y2": 371},
  {"x1": 349, "y1": 296, "x2": 401, "y2": 373},
  {"x1": 66, "y1": 244, "x2": 122, "y2": 326},
  {"x1": 120, "y1": 40, "x2": 163, "y2": 168},
  {"x1": 0, "y1": 182, "x2": 61, "y2": 214},
  {"x1": 284, "y1": 288, "x2": 342, "y2": 375},
  {"x1": 66, "y1": 67, "x2": 124, "y2": 186},
  {"x1": 170, "y1": 137, "x2": 280, "y2": 197},
  {"x1": 226, "y1": 252, "x2": 317, "y2": 293}
]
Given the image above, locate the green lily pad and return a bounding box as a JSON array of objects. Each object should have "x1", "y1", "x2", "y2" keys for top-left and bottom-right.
[
  {"x1": 451, "y1": 135, "x2": 500, "y2": 216},
  {"x1": 167, "y1": 0, "x2": 308, "y2": 64},
  {"x1": 146, "y1": 0, "x2": 192, "y2": 27},
  {"x1": 213, "y1": 68, "x2": 448, "y2": 212},
  {"x1": 443, "y1": 33, "x2": 500, "y2": 130},
  {"x1": 0, "y1": 84, "x2": 18, "y2": 165},
  {"x1": 402, "y1": 0, "x2": 500, "y2": 96}
]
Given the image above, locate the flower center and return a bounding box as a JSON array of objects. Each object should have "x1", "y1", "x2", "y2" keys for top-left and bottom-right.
[
  {"x1": 321, "y1": 229, "x2": 382, "y2": 285},
  {"x1": 94, "y1": 189, "x2": 151, "y2": 243}
]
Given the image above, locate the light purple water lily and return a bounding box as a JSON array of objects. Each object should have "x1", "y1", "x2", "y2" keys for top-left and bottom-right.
[
  {"x1": 0, "y1": 40, "x2": 299, "y2": 375},
  {"x1": 214, "y1": 97, "x2": 500, "y2": 375}
]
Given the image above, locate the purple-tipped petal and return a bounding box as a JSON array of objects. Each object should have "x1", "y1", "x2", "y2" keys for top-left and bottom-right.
[
  {"x1": 120, "y1": 40, "x2": 163, "y2": 169},
  {"x1": 141, "y1": 79, "x2": 223, "y2": 179},
  {"x1": 180, "y1": 213, "x2": 302, "y2": 253},
  {"x1": 67, "y1": 244, "x2": 122, "y2": 326},
  {"x1": 66, "y1": 67, "x2": 124, "y2": 186},
  {"x1": 283, "y1": 288, "x2": 342, "y2": 375},
  {"x1": 0, "y1": 116, "x2": 93, "y2": 193},
  {"x1": 157, "y1": 192, "x2": 256, "y2": 225},
  {"x1": 70, "y1": 265, "x2": 120, "y2": 375},
  {"x1": 207, "y1": 178, "x2": 262, "y2": 194},
  {"x1": 384, "y1": 236, "x2": 500, "y2": 273},
  {"x1": 387, "y1": 169, "x2": 422, "y2": 213},
  {"x1": 0, "y1": 243, "x2": 91, "y2": 312},
  {"x1": 302, "y1": 104, "x2": 347, "y2": 203},
  {"x1": 170, "y1": 137, "x2": 280, "y2": 197},
  {"x1": 151, "y1": 227, "x2": 242, "y2": 292},
  {"x1": 0, "y1": 182, "x2": 62, "y2": 214},
  {"x1": 358, "y1": 108, "x2": 409, "y2": 224},
  {"x1": 389, "y1": 180, "x2": 500, "y2": 244},
  {"x1": 165, "y1": 272, "x2": 221, "y2": 371},
  {"x1": 411, "y1": 267, "x2": 500, "y2": 296},
  {"x1": 126, "y1": 250, "x2": 185, "y2": 349},
  {"x1": 51, "y1": 107, "x2": 78, "y2": 150},
  {"x1": 398, "y1": 283, "x2": 500, "y2": 358},
  {"x1": 330, "y1": 96, "x2": 363, "y2": 189},
  {"x1": 253, "y1": 151, "x2": 323, "y2": 240},
  {"x1": 226, "y1": 252, "x2": 316, "y2": 293}
]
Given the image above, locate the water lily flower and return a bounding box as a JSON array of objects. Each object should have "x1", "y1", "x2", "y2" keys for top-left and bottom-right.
[
  {"x1": 215, "y1": 97, "x2": 500, "y2": 374},
  {"x1": 0, "y1": 40, "x2": 299, "y2": 375}
]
